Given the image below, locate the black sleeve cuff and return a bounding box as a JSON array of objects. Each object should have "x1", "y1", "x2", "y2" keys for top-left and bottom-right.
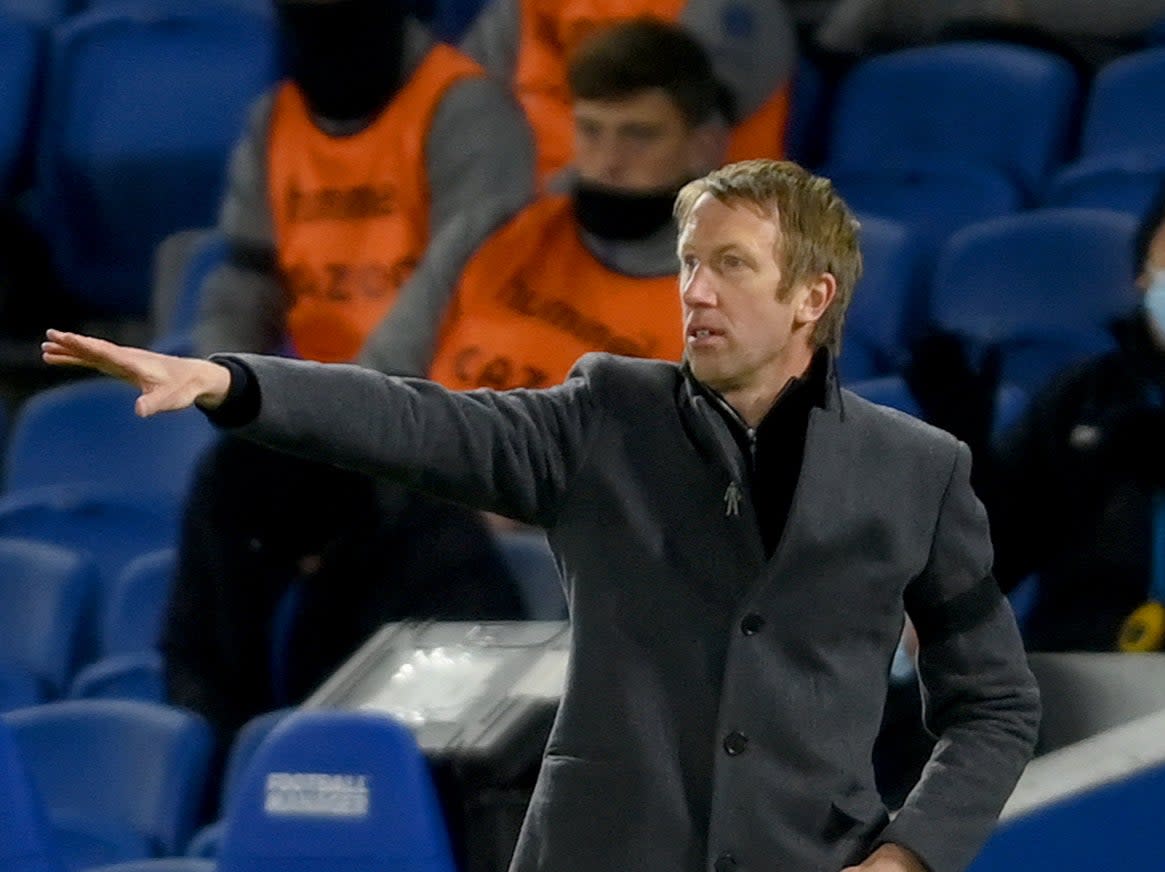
[{"x1": 199, "y1": 355, "x2": 261, "y2": 428}]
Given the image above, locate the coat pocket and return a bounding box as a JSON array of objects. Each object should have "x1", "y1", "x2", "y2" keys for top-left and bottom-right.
[{"x1": 825, "y1": 788, "x2": 890, "y2": 866}]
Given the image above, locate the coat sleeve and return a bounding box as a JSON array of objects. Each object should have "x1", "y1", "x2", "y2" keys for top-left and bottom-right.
[
  {"x1": 879, "y1": 441, "x2": 1041, "y2": 872},
  {"x1": 219, "y1": 353, "x2": 606, "y2": 528}
]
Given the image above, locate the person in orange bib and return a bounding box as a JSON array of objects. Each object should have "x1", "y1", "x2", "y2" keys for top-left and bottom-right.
[
  {"x1": 362, "y1": 18, "x2": 729, "y2": 388},
  {"x1": 195, "y1": 0, "x2": 535, "y2": 364},
  {"x1": 460, "y1": 0, "x2": 796, "y2": 183}
]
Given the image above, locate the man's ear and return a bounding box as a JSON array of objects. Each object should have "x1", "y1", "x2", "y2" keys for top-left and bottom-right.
[{"x1": 795, "y1": 273, "x2": 837, "y2": 327}]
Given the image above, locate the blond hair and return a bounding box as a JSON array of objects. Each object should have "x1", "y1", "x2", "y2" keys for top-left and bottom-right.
[{"x1": 674, "y1": 159, "x2": 862, "y2": 354}]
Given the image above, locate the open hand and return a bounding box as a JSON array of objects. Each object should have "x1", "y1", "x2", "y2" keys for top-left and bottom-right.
[{"x1": 42, "y1": 329, "x2": 231, "y2": 417}]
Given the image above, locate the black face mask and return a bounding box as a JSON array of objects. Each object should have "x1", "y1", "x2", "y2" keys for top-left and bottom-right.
[
  {"x1": 277, "y1": 0, "x2": 406, "y2": 123},
  {"x1": 572, "y1": 181, "x2": 680, "y2": 242}
]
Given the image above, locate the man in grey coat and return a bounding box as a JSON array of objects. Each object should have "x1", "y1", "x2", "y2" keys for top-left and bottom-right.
[{"x1": 44, "y1": 159, "x2": 1040, "y2": 872}]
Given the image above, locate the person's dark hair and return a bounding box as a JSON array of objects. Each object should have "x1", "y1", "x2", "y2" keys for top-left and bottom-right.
[
  {"x1": 567, "y1": 18, "x2": 731, "y2": 127},
  {"x1": 1133, "y1": 179, "x2": 1165, "y2": 276}
]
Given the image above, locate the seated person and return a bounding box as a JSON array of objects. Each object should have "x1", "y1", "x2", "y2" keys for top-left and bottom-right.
[
  {"x1": 907, "y1": 183, "x2": 1165, "y2": 652},
  {"x1": 459, "y1": 0, "x2": 796, "y2": 181},
  {"x1": 195, "y1": 0, "x2": 535, "y2": 362},
  {"x1": 987, "y1": 184, "x2": 1165, "y2": 652},
  {"x1": 363, "y1": 17, "x2": 729, "y2": 384}
]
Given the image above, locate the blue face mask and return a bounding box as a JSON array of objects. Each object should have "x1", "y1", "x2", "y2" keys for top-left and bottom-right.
[{"x1": 1145, "y1": 269, "x2": 1165, "y2": 334}]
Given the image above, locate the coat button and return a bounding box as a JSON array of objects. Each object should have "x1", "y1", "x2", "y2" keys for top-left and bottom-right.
[
  {"x1": 723, "y1": 731, "x2": 749, "y2": 756},
  {"x1": 740, "y1": 613, "x2": 765, "y2": 635},
  {"x1": 713, "y1": 853, "x2": 737, "y2": 872}
]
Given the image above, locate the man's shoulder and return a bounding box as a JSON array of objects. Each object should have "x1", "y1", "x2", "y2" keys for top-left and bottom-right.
[
  {"x1": 567, "y1": 353, "x2": 684, "y2": 398},
  {"x1": 841, "y1": 386, "x2": 961, "y2": 456}
]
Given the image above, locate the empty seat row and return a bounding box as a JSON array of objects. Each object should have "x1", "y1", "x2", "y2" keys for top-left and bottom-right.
[
  {"x1": 1, "y1": 702, "x2": 457, "y2": 871},
  {"x1": 819, "y1": 42, "x2": 1165, "y2": 256}
]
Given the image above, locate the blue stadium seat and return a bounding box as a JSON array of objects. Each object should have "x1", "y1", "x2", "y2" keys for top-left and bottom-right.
[
  {"x1": 928, "y1": 208, "x2": 1140, "y2": 392},
  {"x1": 0, "y1": 718, "x2": 66, "y2": 872},
  {"x1": 829, "y1": 158, "x2": 1024, "y2": 260},
  {"x1": 0, "y1": 488, "x2": 184, "y2": 607},
  {"x1": 185, "y1": 708, "x2": 294, "y2": 858},
  {"x1": 0, "y1": 0, "x2": 72, "y2": 27},
  {"x1": 0, "y1": 662, "x2": 43, "y2": 712},
  {"x1": 969, "y1": 759, "x2": 1165, "y2": 872},
  {"x1": 1045, "y1": 47, "x2": 1165, "y2": 213},
  {"x1": 1072, "y1": 47, "x2": 1165, "y2": 164},
  {"x1": 216, "y1": 709, "x2": 458, "y2": 872},
  {"x1": 826, "y1": 42, "x2": 1078, "y2": 201},
  {"x1": 1044, "y1": 156, "x2": 1165, "y2": 216},
  {"x1": 0, "y1": 14, "x2": 40, "y2": 193},
  {"x1": 3, "y1": 377, "x2": 216, "y2": 497},
  {"x1": 63, "y1": 548, "x2": 173, "y2": 700},
  {"x1": 3, "y1": 699, "x2": 214, "y2": 867},
  {"x1": 0, "y1": 538, "x2": 100, "y2": 699},
  {"x1": 68, "y1": 651, "x2": 164, "y2": 703},
  {"x1": 34, "y1": 4, "x2": 278, "y2": 315},
  {"x1": 495, "y1": 529, "x2": 566, "y2": 620},
  {"x1": 101, "y1": 548, "x2": 175, "y2": 657},
  {"x1": 784, "y1": 53, "x2": 827, "y2": 168},
  {"x1": 838, "y1": 215, "x2": 923, "y2": 381}
]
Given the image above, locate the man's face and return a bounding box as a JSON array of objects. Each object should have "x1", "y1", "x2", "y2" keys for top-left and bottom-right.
[
  {"x1": 573, "y1": 89, "x2": 707, "y2": 192},
  {"x1": 677, "y1": 193, "x2": 825, "y2": 399}
]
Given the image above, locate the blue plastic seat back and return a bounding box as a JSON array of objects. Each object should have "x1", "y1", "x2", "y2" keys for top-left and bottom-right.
[
  {"x1": 827, "y1": 41, "x2": 1079, "y2": 199},
  {"x1": 67, "y1": 651, "x2": 164, "y2": 703},
  {"x1": 0, "y1": 719, "x2": 66, "y2": 872},
  {"x1": 0, "y1": 14, "x2": 41, "y2": 193},
  {"x1": 495, "y1": 529, "x2": 566, "y2": 620},
  {"x1": 784, "y1": 53, "x2": 827, "y2": 168},
  {"x1": 4, "y1": 699, "x2": 214, "y2": 860},
  {"x1": 102, "y1": 548, "x2": 176, "y2": 656},
  {"x1": 1045, "y1": 155, "x2": 1165, "y2": 215},
  {"x1": 0, "y1": 661, "x2": 45, "y2": 712},
  {"x1": 4, "y1": 377, "x2": 217, "y2": 497},
  {"x1": 829, "y1": 158, "x2": 1024, "y2": 259},
  {"x1": 186, "y1": 707, "x2": 294, "y2": 858},
  {"x1": 1078, "y1": 47, "x2": 1165, "y2": 161},
  {"x1": 968, "y1": 759, "x2": 1165, "y2": 872},
  {"x1": 0, "y1": 0, "x2": 73, "y2": 26},
  {"x1": 0, "y1": 487, "x2": 184, "y2": 609},
  {"x1": 839, "y1": 215, "x2": 923, "y2": 381},
  {"x1": 0, "y1": 538, "x2": 100, "y2": 698},
  {"x1": 36, "y1": 4, "x2": 278, "y2": 315},
  {"x1": 218, "y1": 709, "x2": 458, "y2": 872},
  {"x1": 930, "y1": 208, "x2": 1140, "y2": 391}
]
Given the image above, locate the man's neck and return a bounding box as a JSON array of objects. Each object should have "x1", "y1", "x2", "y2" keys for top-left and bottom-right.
[{"x1": 722, "y1": 347, "x2": 815, "y2": 429}]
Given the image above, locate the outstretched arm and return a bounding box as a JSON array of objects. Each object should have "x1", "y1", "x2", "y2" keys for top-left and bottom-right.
[{"x1": 42, "y1": 329, "x2": 231, "y2": 417}]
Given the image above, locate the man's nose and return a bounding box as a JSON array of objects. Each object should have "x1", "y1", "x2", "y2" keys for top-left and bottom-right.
[{"x1": 681, "y1": 267, "x2": 716, "y2": 306}]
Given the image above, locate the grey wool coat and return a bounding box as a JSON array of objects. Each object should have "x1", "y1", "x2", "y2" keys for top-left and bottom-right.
[{"x1": 223, "y1": 350, "x2": 1041, "y2": 872}]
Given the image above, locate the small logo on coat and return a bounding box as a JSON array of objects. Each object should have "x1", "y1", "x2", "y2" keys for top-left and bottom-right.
[{"x1": 724, "y1": 481, "x2": 742, "y2": 517}]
